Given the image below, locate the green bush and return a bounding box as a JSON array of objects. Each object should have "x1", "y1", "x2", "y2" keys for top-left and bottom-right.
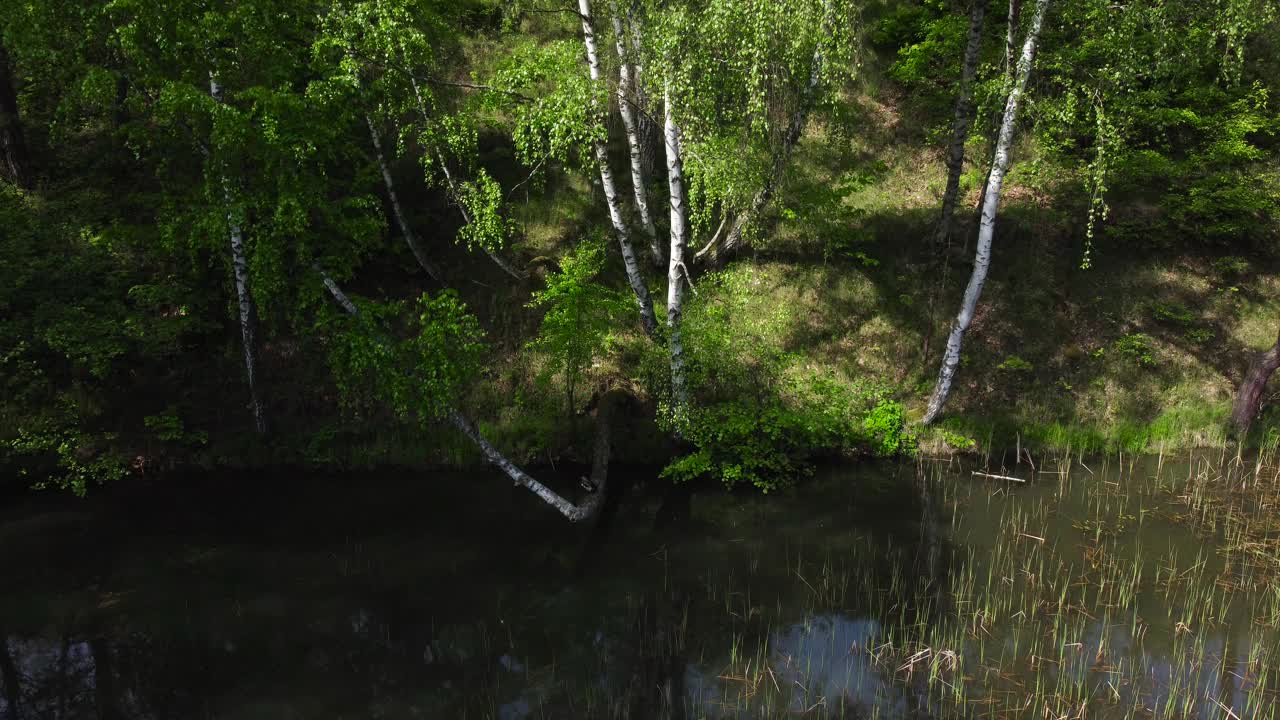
[
  {"x1": 654, "y1": 269, "x2": 915, "y2": 492},
  {"x1": 1113, "y1": 333, "x2": 1157, "y2": 368}
]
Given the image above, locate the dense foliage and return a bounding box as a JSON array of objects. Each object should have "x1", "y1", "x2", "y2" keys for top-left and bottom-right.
[{"x1": 0, "y1": 0, "x2": 1277, "y2": 504}]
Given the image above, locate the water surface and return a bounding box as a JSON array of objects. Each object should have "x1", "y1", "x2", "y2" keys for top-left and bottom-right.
[{"x1": 1, "y1": 451, "x2": 1277, "y2": 718}]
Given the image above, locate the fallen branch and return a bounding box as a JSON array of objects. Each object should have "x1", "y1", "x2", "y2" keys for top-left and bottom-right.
[{"x1": 971, "y1": 470, "x2": 1027, "y2": 484}]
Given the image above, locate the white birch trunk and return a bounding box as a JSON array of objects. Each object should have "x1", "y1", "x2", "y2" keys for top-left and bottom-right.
[
  {"x1": 209, "y1": 72, "x2": 266, "y2": 435},
  {"x1": 315, "y1": 270, "x2": 596, "y2": 522},
  {"x1": 609, "y1": 1, "x2": 662, "y2": 268},
  {"x1": 664, "y1": 85, "x2": 690, "y2": 412},
  {"x1": 922, "y1": 0, "x2": 987, "y2": 365},
  {"x1": 578, "y1": 0, "x2": 659, "y2": 337},
  {"x1": 705, "y1": 43, "x2": 824, "y2": 264},
  {"x1": 365, "y1": 114, "x2": 445, "y2": 284},
  {"x1": 922, "y1": 0, "x2": 1050, "y2": 425}
]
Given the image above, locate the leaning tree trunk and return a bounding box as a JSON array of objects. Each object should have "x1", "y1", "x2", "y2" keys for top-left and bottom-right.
[
  {"x1": 578, "y1": 0, "x2": 659, "y2": 337},
  {"x1": 664, "y1": 85, "x2": 691, "y2": 413},
  {"x1": 0, "y1": 40, "x2": 29, "y2": 188},
  {"x1": 922, "y1": 0, "x2": 1050, "y2": 426},
  {"x1": 365, "y1": 114, "x2": 446, "y2": 284},
  {"x1": 209, "y1": 72, "x2": 267, "y2": 435},
  {"x1": 314, "y1": 268, "x2": 605, "y2": 522},
  {"x1": 699, "y1": 39, "x2": 825, "y2": 266},
  {"x1": 609, "y1": 2, "x2": 663, "y2": 268},
  {"x1": 922, "y1": 0, "x2": 987, "y2": 366},
  {"x1": 1231, "y1": 323, "x2": 1280, "y2": 436}
]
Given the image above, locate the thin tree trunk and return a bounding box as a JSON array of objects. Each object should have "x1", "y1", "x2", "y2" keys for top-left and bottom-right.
[
  {"x1": 0, "y1": 41, "x2": 29, "y2": 188},
  {"x1": 700, "y1": 42, "x2": 825, "y2": 265},
  {"x1": 365, "y1": 114, "x2": 445, "y2": 284},
  {"x1": 664, "y1": 85, "x2": 691, "y2": 413},
  {"x1": 0, "y1": 632, "x2": 21, "y2": 720},
  {"x1": 210, "y1": 72, "x2": 267, "y2": 435},
  {"x1": 609, "y1": 1, "x2": 662, "y2": 268},
  {"x1": 922, "y1": 0, "x2": 987, "y2": 366},
  {"x1": 1231, "y1": 322, "x2": 1280, "y2": 436},
  {"x1": 578, "y1": 0, "x2": 659, "y2": 337},
  {"x1": 625, "y1": 10, "x2": 660, "y2": 184},
  {"x1": 1007, "y1": 0, "x2": 1023, "y2": 83},
  {"x1": 922, "y1": 0, "x2": 1050, "y2": 425},
  {"x1": 406, "y1": 78, "x2": 524, "y2": 281},
  {"x1": 315, "y1": 270, "x2": 604, "y2": 522}
]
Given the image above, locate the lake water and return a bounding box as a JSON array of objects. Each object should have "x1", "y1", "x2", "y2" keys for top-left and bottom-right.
[{"x1": 2, "y1": 449, "x2": 1277, "y2": 718}]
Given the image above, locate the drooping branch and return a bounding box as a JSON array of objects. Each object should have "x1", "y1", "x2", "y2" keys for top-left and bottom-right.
[
  {"x1": 700, "y1": 37, "x2": 827, "y2": 267},
  {"x1": 314, "y1": 268, "x2": 606, "y2": 522},
  {"x1": 407, "y1": 77, "x2": 525, "y2": 280}
]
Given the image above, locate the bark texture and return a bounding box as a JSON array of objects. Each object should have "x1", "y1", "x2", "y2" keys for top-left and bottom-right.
[
  {"x1": 445, "y1": 409, "x2": 590, "y2": 521},
  {"x1": 1231, "y1": 323, "x2": 1280, "y2": 436},
  {"x1": 0, "y1": 40, "x2": 29, "y2": 188},
  {"x1": 664, "y1": 86, "x2": 691, "y2": 412},
  {"x1": 365, "y1": 114, "x2": 445, "y2": 283},
  {"x1": 210, "y1": 72, "x2": 267, "y2": 435},
  {"x1": 934, "y1": 1, "x2": 986, "y2": 254},
  {"x1": 609, "y1": 2, "x2": 662, "y2": 267},
  {"x1": 316, "y1": 270, "x2": 606, "y2": 522},
  {"x1": 578, "y1": 0, "x2": 659, "y2": 337},
  {"x1": 1007, "y1": 0, "x2": 1024, "y2": 83},
  {"x1": 922, "y1": 0, "x2": 1050, "y2": 425},
  {"x1": 922, "y1": 0, "x2": 987, "y2": 365}
]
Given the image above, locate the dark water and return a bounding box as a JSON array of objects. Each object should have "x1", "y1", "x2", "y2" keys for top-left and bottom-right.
[{"x1": 1, "y1": 453, "x2": 1276, "y2": 718}]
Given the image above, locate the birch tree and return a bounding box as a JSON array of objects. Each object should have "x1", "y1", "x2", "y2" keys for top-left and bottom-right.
[
  {"x1": 486, "y1": 24, "x2": 659, "y2": 335},
  {"x1": 922, "y1": 0, "x2": 1051, "y2": 425},
  {"x1": 664, "y1": 85, "x2": 691, "y2": 413},
  {"x1": 209, "y1": 72, "x2": 267, "y2": 435},
  {"x1": 315, "y1": 0, "x2": 526, "y2": 282},
  {"x1": 641, "y1": 0, "x2": 856, "y2": 267},
  {"x1": 922, "y1": 0, "x2": 986, "y2": 364},
  {"x1": 609, "y1": 1, "x2": 663, "y2": 267},
  {"x1": 577, "y1": 0, "x2": 659, "y2": 337},
  {"x1": 932, "y1": 0, "x2": 987, "y2": 255},
  {"x1": 364, "y1": 113, "x2": 446, "y2": 283}
]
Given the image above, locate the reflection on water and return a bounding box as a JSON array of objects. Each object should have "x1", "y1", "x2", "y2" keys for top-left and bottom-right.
[{"x1": 1, "y1": 454, "x2": 1277, "y2": 718}]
